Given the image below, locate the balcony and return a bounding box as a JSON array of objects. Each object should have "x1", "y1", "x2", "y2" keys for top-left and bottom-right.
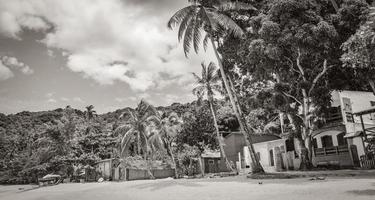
[
  {"x1": 314, "y1": 145, "x2": 349, "y2": 157},
  {"x1": 324, "y1": 107, "x2": 343, "y2": 125},
  {"x1": 312, "y1": 145, "x2": 356, "y2": 167}
]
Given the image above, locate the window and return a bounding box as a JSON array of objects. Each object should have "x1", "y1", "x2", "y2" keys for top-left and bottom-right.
[
  {"x1": 312, "y1": 138, "x2": 318, "y2": 148},
  {"x1": 256, "y1": 152, "x2": 261, "y2": 161},
  {"x1": 321, "y1": 135, "x2": 333, "y2": 148},
  {"x1": 343, "y1": 98, "x2": 352, "y2": 112},
  {"x1": 337, "y1": 132, "x2": 347, "y2": 146},
  {"x1": 269, "y1": 150, "x2": 274, "y2": 166},
  {"x1": 208, "y1": 160, "x2": 214, "y2": 164},
  {"x1": 370, "y1": 101, "x2": 375, "y2": 120}
]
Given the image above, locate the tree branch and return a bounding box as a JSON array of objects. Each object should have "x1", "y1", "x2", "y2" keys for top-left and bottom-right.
[
  {"x1": 296, "y1": 48, "x2": 306, "y2": 81},
  {"x1": 308, "y1": 59, "x2": 332, "y2": 96},
  {"x1": 281, "y1": 91, "x2": 302, "y2": 105},
  {"x1": 284, "y1": 56, "x2": 301, "y2": 75}
]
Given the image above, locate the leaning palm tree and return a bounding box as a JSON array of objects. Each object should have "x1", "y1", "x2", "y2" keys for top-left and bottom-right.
[
  {"x1": 192, "y1": 62, "x2": 234, "y2": 172},
  {"x1": 168, "y1": 0, "x2": 264, "y2": 173},
  {"x1": 115, "y1": 100, "x2": 163, "y2": 179}
]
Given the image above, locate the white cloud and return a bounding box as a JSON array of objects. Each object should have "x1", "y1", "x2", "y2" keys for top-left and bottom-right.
[
  {"x1": 115, "y1": 96, "x2": 137, "y2": 103},
  {"x1": 73, "y1": 97, "x2": 84, "y2": 103},
  {"x1": 45, "y1": 92, "x2": 54, "y2": 98},
  {"x1": 0, "y1": 55, "x2": 33, "y2": 75},
  {"x1": 0, "y1": 61, "x2": 14, "y2": 81},
  {"x1": 46, "y1": 98, "x2": 57, "y2": 103},
  {"x1": 0, "y1": 0, "x2": 215, "y2": 91},
  {"x1": 47, "y1": 49, "x2": 54, "y2": 57}
]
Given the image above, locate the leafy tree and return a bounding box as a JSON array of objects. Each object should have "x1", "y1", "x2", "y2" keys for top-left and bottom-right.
[
  {"x1": 341, "y1": 3, "x2": 375, "y2": 93},
  {"x1": 168, "y1": 0, "x2": 264, "y2": 173},
  {"x1": 216, "y1": 0, "x2": 373, "y2": 169}
]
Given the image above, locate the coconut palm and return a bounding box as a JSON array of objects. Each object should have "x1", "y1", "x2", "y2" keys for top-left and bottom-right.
[
  {"x1": 192, "y1": 62, "x2": 234, "y2": 172},
  {"x1": 115, "y1": 100, "x2": 163, "y2": 179},
  {"x1": 158, "y1": 112, "x2": 183, "y2": 178},
  {"x1": 85, "y1": 105, "x2": 96, "y2": 121},
  {"x1": 168, "y1": 0, "x2": 264, "y2": 173}
]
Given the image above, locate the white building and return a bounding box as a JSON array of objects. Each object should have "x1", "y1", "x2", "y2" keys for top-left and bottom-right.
[{"x1": 311, "y1": 90, "x2": 375, "y2": 167}]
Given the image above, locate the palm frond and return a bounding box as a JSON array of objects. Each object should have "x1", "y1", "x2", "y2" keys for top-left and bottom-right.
[
  {"x1": 210, "y1": 84, "x2": 223, "y2": 94},
  {"x1": 183, "y1": 15, "x2": 197, "y2": 57},
  {"x1": 119, "y1": 109, "x2": 136, "y2": 122},
  {"x1": 192, "y1": 85, "x2": 205, "y2": 96},
  {"x1": 209, "y1": 11, "x2": 244, "y2": 38},
  {"x1": 203, "y1": 33, "x2": 210, "y2": 51},
  {"x1": 206, "y1": 62, "x2": 217, "y2": 81},
  {"x1": 201, "y1": 62, "x2": 207, "y2": 80},
  {"x1": 193, "y1": 16, "x2": 204, "y2": 53},
  {"x1": 146, "y1": 115, "x2": 161, "y2": 126},
  {"x1": 167, "y1": 5, "x2": 196, "y2": 29},
  {"x1": 192, "y1": 72, "x2": 203, "y2": 84},
  {"x1": 178, "y1": 9, "x2": 195, "y2": 41},
  {"x1": 217, "y1": 1, "x2": 257, "y2": 12},
  {"x1": 119, "y1": 128, "x2": 135, "y2": 157}
]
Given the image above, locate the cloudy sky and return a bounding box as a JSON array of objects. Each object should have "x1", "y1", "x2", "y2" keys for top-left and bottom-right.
[{"x1": 0, "y1": 0, "x2": 216, "y2": 114}]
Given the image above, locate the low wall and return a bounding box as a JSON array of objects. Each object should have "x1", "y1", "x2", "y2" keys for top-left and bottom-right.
[
  {"x1": 312, "y1": 153, "x2": 353, "y2": 167},
  {"x1": 126, "y1": 168, "x2": 175, "y2": 181}
]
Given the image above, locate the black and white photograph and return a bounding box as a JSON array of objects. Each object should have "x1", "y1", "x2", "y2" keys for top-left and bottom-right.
[{"x1": 1, "y1": 0, "x2": 375, "y2": 199}]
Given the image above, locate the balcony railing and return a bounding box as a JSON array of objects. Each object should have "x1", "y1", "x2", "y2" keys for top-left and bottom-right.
[{"x1": 314, "y1": 145, "x2": 349, "y2": 157}]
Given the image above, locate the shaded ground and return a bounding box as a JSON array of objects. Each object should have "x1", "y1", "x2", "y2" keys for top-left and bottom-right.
[{"x1": 1, "y1": 176, "x2": 375, "y2": 200}]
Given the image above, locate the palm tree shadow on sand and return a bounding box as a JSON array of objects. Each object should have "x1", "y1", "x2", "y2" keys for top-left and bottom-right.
[
  {"x1": 130, "y1": 180, "x2": 201, "y2": 191},
  {"x1": 347, "y1": 189, "x2": 375, "y2": 196}
]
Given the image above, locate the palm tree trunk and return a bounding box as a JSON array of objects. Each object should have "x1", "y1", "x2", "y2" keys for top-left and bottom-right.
[
  {"x1": 198, "y1": 155, "x2": 204, "y2": 176},
  {"x1": 137, "y1": 133, "x2": 141, "y2": 155},
  {"x1": 166, "y1": 142, "x2": 179, "y2": 178},
  {"x1": 145, "y1": 157, "x2": 155, "y2": 179},
  {"x1": 207, "y1": 95, "x2": 235, "y2": 172},
  {"x1": 369, "y1": 80, "x2": 375, "y2": 95},
  {"x1": 210, "y1": 36, "x2": 264, "y2": 173},
  {"x1": 330, "y1": 0, "x2": 339, "y2": 12}
]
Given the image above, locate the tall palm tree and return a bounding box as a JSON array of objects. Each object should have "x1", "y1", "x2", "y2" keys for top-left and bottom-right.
[
  {"x1": 168, "y1": 0, "x2": 264, "y2": 173},
  {"x1": 192, "y1": 62, "x2": 234, "y2": 172},
  {"x1": 85, "y1": 105, "x2": 96, "y2": 121},
  {"x1": 115, "y1": 100, "x2": 163, "y2": 179}
]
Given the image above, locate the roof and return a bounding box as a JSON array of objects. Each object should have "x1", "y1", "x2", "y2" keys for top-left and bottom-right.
[
  {"x1": 224, "y1": 131, "x2": 281, "y2": 144},
  {"x1": 201, "y1": 151, "x2": 221, "y2": 158},
  {"x1": 354, "y1": 107, "x2": 375, "y2": 116},
  {"x1": 344, "y1": 131, "x2": 363, "y2": 138},
  {"x1": 312, "y1": 124, "x2": 346, "y2": 137},
  {"x1": 95, "y1": 158, "x2": 115, "y2": 164}
]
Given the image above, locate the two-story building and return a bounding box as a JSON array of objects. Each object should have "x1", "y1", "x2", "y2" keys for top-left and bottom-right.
[{"x1": 311, "y1": 90, "x2": 375, "y2": 168}]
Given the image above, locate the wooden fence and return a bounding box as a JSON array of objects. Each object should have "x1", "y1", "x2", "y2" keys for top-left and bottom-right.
[{"x1": 360, "y1": 158, "x2": 375, "y2": 169}]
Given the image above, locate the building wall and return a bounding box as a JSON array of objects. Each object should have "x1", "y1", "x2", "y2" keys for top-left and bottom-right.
[
  {"x1": 314, "y1": 130, "x2": 343, "y2": 148},
  {"x1": 336, "y1": 90, "x2": 375, "y2": 129},
  {"x1": 223, "y1": 134, "x2": 246, "y2": 164},
  {"x1": 223, "y1": 133, "x2": 281, "y2": 165},
  {"x1": 96, "y1": 159, "x2": 112, "y2": 179},
  {"x1": 348, "y1": 137, "x2": 366, "y2": 158},
  {"x1": 336, "y1": 91, "x2": 375, "y2": 159},
  {"x1": 243, "y1": 139, "x2": 287, "y2": 172}
]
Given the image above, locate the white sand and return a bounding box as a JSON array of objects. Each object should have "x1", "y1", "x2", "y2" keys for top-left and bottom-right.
[{"x1": 1, "y1": 176, "x2": 374, "y2": 200}]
